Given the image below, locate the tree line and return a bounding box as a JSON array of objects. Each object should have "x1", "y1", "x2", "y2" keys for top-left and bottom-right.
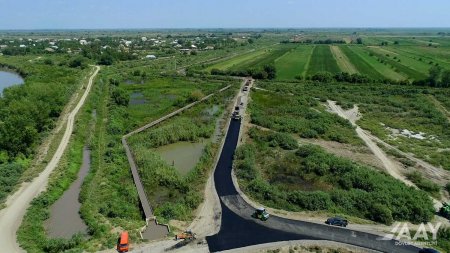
[{"x1": 307, "y1": 66, "x2": 450, "y2": 87}]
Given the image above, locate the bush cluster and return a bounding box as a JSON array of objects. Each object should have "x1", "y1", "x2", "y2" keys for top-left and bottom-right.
[{"x1": 235, "y1": 142, "x2": 435, "y2": 225}]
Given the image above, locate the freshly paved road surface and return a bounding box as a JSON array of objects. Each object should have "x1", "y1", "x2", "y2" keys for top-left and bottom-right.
[
  {"x1": 206, "y1": 118, "x2": 420, "y2": 253},
  {"x1": 0, "y1": 66, "x2": 100, "y2": 253}
]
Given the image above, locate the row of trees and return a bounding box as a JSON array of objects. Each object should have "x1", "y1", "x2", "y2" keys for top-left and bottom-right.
[
  {"x1": 413, "y1": 65, "x2": 450, "y2": 87},
  {"x1": 210, "y1": 64, "x2": 276, "y2": 80},
  {"x1": 307, "y1": 66, "x2": 450, "y2": 88},
  {"x1": 281, "y1": 39, "x2": 346, "y2": 44}
]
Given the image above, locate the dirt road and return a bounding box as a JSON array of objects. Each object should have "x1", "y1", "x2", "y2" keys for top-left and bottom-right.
[{"x1": 0, "y1": 66, "x2": 100, "y2": 253}]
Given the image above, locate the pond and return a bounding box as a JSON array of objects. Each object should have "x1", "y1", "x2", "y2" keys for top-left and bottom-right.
[
  {"x1": 129, "y1": 91, "x2": 147, "y2": 105},
  {"x1": 45, "y1": 148, "x2": 91, "y2": 239},
  {"x1": 155, "y1": 141, "x2": 206, "y2": 176},
  {"x1": 0, "y1": 70, "x2": 24, "y2": 95},
  {"x1": 153, "y1": 105, "x2": 223, "y2": 176}
]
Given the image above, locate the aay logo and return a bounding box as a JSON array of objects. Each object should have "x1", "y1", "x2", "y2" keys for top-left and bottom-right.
[{"x1": 379, "y1": 222, "x2": 441, "y2": 246}]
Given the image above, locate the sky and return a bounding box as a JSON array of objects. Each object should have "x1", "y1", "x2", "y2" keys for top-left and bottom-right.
[{"x1": 0, "y1": 0, "x2": 450, "y2": 30}]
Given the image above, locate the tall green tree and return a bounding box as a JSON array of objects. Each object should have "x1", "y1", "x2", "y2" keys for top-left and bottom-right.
[
  {"x1": 441, "y1": 69, "x2": 450, "y2": 88},
  {"x1": 428, "y1": 65, "x2": 442, "y2": 86}
]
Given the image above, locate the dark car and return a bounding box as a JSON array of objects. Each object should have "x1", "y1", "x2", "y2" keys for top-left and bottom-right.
[
  {"x1": 419, "y1": 248, "x2": 440, "y2": 253},
  {"x1": 325, "y1": 217, "x2": 348, "y2": 227}
]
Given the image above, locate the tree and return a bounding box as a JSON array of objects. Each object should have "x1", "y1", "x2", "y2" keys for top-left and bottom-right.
[
  {"x1": 356, "y1": 38, "x2": 363, "y2": 44},
  {"x1": 111, "y1": 88, "x2": 129, "y2": 106},
  {"x1": 68, "y1": 57, "x2": 85, "y2": 68},
  {"x1": 248, "y1": 38, "x2": 254, "y2": 44},
  {"x1": 441, "y1": 69, "x2": 450, "y2": 88},
  {"x1": 428, "y1": 65, "x2": 442, "y2": 86},
  {"x1": 263, "y1": 64, "x2": 276, "y2": 79},
  {"x1": 98, "y1": 53, "x2": 114, "y2": 65},
  {"x1": 311, "y1": 71, "x2": 333, "y2": 82}
]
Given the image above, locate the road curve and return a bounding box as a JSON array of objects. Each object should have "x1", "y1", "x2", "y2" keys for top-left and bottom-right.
[
  {"x1": 0, "y1": 65, "x2": 100, "y2": 253},
  {"x1": 206, "y1": 119, "x2": 420, "y2": 253}
]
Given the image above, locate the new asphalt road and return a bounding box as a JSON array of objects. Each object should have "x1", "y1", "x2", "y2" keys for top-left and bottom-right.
[{"x1": 206, "y1": 119, "x2": 421, "y2": 253}]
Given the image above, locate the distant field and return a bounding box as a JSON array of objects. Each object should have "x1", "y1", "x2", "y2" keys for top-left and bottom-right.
[
  {"x1": 306, "y1": 45, "x2": 341, "y2": 76},
  {"x1": 347, "y1": 46, "x2": 406, "y2": 81},
  {"x1": 368, "y1": 46, "x2": 431, "y2": 76},
  {"x1": 205, "y1": 48, "x2": 270, "y2": 71},
  {"x1": 330, "y1": 45, "x2": 358, "y2": 74},
  {"x1": 365, "y1": 47, "x2": 427, "y2": 80},
  {"x1": 205, "y1": 44, "x2": 297, "y2": 73},
  {"x1": 386, "y1": 46, "x2": 450, "y2": 70},
  {"x1": 274, "y1": 45, "x2": 314, "y2": 80},
  {"x1": 231, "y1": 44, "x2": 296, "y2": 71},
  {"x1": 339, "y1": 46, "x2": 386, "y2": 80}
]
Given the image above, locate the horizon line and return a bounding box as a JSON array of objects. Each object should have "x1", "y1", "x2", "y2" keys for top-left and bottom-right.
[{"x1": 1, "y1": 27, "x2": 450, "y2": 32}]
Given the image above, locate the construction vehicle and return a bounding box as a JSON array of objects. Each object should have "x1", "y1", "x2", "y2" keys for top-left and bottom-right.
[
  {"x1": 252, "y1": 207, "x2": 270, "y2": 221},
  {"x1": 232, "y1": 111, "x2": 241, "y2": 120},
  {"x1": 117, "y1": 231, "x2": 129, "y2": 252},
  {"x1": 439, "y1": 202, "x2": 450, "y2": 219},
  {"x1": 175, "y1": 230, "x2": 196, "y2": 241}
]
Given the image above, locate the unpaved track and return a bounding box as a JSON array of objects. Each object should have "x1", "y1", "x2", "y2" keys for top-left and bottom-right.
[
  {"x1": 327, "y1": 101, "x2": 415, "y2": 186},
  {"x1": 0, "y1": 66, "x2": 100, "y2": 253}
]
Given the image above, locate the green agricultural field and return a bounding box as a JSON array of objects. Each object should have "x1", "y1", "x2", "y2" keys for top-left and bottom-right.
[
  {"x1": 306, "y1": 45, "x2": 341, "y2": 76},
  {"x1": 386, "y1": 46, "x2": 450, "y2": 70},
  {"x1": 329, "y1": 45, "x2": 358, "y2": 74},
  {"x1": 347, "y1": 46, "x2": 406, "y2": 81},
  {"x1": 205, "y1": 48, "x2": 270, "y2": 71},
  {"x1": 338, "y1": 46, "x2": 385, "y2": 79},
  {"x1": 369, "y1": 46, "x2": 432, "y2": 75},
  {"x1": 365, "y1": 46, "x2": 428, "y2": 80},
  {"x1": 229, "y1": 44, "x2": 296, "y2": 71},
  {"x1": 274, "y1": 45, "x2": 314, "y2": 80}
]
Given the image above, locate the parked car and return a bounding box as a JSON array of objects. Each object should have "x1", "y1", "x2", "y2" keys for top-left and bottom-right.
[
  {"x1": 419, "y1": 248, "x2": 440, "y2": 253},
  {"x1": 325, "y1": 217, "x2": 348, "y2": 227}
]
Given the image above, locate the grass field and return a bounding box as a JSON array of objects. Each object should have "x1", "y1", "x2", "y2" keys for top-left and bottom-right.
[
  {"x1": 329, "y1": 45, "x2": 358, "y2": 74},
  {"x1": 306, "y1": 45, "x2": 341, "y2": 76},
  {"x1": 339, "y1": 46, "x2": 386, "y2": 80},
  {"x1": 274, "y1": 45, "x2": 314, "y2": 80}
]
